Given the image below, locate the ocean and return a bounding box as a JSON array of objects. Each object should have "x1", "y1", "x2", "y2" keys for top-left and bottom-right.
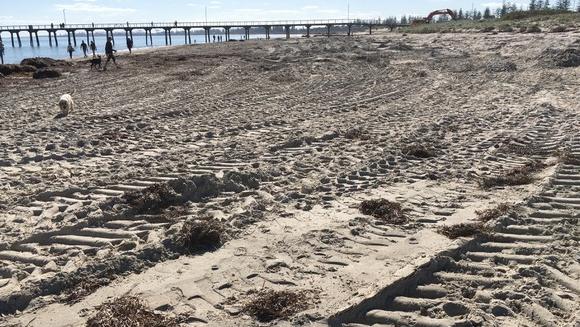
[{"x1": 0, "y1": 32, "x2": 291, "y2": 64}]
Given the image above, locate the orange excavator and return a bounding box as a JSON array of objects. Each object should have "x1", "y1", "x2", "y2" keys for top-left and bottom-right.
[{"x1": 411, "y1": 9, "x2": 457, "y2": 26}]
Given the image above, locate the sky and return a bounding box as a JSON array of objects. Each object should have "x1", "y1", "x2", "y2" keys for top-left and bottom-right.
[{"x1": 0, "y1": 0, "x2": 530, "y2": 25}]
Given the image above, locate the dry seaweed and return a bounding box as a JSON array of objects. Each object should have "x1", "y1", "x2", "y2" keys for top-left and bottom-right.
[
  {"x1": 437, "y1": 223, "x2": 491, "y2": 239},
  {"x1": 479, "y1": 161, "x2": 545, "y2": 189},
  {"x1": 172, "y1": 219, "x2": 228, "y2": 253},
  {"x1": 86, "y1": 296, "x2": 180, "y2": 327},
  {"x1": 359, "y1": 199, "x2": 408, "y2": 225},
  {"x1": 123, "y1": 183, "x2": 178, "y2": 214},
  {"x1": 344, "y1": 127, "x2": 370, "y2": 140},
  {"x1": 243, "y1": 289, "x2": 310, "y2": 322},
  {"x1": 64, "y1": 279, "x2": 109, "y2": 303},
  {"x1": 476, "y1": 203, "x2": 514, "y2": 222},
  {"x1": 402, "y1": 144, "x2": 437, "y2": 158}
]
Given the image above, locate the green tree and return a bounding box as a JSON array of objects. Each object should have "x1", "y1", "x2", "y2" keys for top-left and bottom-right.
[
  {"x1": 544, "y1": 0, "x2": 551, "y2": 8},
  {"x1": 556, "y1": 0, "x2": 570, "y2": 10},
  {"x1": 500, "y1": 2, "x2": 509, "y2": 16},
  {"x1": 483, "y1": 7, "x2": 492, "y2": 18},
  {"x1": 529, "y1": 0, "x2": 537, "y2": 10}
]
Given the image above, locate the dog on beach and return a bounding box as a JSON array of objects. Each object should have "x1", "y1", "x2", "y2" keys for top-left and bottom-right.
[
  {"x1": 57, "y1": 93, "x2": 75, "y2": 116},
  {"x1": 89, "y1": 55, "x2": 102, "y2": 70}
]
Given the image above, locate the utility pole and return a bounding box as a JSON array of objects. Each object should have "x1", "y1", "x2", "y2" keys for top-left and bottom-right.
[{"x1": 347, "y1": 0, "x2": 350, "y2": 20}]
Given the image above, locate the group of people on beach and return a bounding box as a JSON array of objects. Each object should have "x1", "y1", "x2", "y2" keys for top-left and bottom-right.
[{"x1": 67, "y1": 36, "x2": 131, "y2": 70}]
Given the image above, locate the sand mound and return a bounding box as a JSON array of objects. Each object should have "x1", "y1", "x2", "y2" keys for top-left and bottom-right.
[
  {"x1": 33, "y1": 68, "x2": 62, "y2": 79},
  {"x1": 539, "y1": 47, "x2": 580, "y2": 68},
  {"x1": 123, "y1": 176, "x2": 223, "y2": 214},
  {"x1": 0, "y1": 64, "x2": 36, "y2": 76},
  {"x1": 20, "y1": 57, "x2": 68, "y2": 68}
]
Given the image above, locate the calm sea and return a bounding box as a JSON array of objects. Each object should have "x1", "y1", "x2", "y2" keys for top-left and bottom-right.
[{"x1": 0, "y1": 32, "x2": 290, "y2": 64}]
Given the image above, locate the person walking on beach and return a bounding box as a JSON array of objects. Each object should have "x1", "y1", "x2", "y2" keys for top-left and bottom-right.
[
  {"x1": 90, "y1": 41, "x2": 97, "y2": 57},
  {"x1": 67, "y1": 43, "x2": 75, "y2": 59},
  {"x1": 126, "y1": 37, "x2": 134, "y2": 54},
  {"x1": 103, "y1": 37, "x2": 119, "y2": 70},
  {"x1": 0, "y1": 41, "x2": 4, "y2": 64},
  {"x1": 80, "y1": 41, "x2": 88, "y2": 57}
]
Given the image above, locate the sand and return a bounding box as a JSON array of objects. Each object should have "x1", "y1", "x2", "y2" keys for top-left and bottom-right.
[{"x1": 0, "y1": 29, "x2": 579, "y2": 326}]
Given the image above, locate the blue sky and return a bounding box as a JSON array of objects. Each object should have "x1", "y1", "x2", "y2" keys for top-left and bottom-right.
[{"x1": 1, "y1": 0, "x2": 528, "y2": 25}]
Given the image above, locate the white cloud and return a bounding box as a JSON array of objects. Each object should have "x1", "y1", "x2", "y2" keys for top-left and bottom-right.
[
  {"x1": 54, "y1": 3, "x2": 136, "y2": 13},
  {"x1": 481, "y1": 1, "x2": 527, "y2": 9},
  {"x1": 481, "y1": 2, "x2": 504, "y2": 8}
]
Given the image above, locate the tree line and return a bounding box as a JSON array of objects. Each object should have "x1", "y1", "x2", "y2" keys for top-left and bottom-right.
[{"x1": 372, "y1": 0, "x2": 578, "y2": 25}]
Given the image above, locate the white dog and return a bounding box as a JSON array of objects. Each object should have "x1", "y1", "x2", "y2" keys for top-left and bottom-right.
[{"x1": 57, "y1": 94, "x2": 75, "y2": 116}]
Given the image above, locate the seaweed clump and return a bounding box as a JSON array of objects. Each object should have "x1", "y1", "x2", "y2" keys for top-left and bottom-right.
[
  {"x1": 243, "y1": 289, "x2": 310, "y2": 322},
  {"x1": 359, "y1": 199, "x2": 408, "y2": 225},
  {"x1": 172, "y1": 219, "x2": 228, "y2": 253},
  {"x1": 86, "y1": 296, "x2": 180, "y2": 327},
  {"x1": 437, "y1": 223, "x2": 491, "y2": 239}
]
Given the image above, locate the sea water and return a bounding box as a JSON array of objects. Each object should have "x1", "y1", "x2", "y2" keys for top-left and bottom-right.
[{"x1": 0, "y1": 32, "x2": 290, "y2": 64}]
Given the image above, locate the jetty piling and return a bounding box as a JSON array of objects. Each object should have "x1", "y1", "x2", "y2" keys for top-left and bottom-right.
[{"x1": 0, "y1": 19, "x2": 405, "y2": 49}]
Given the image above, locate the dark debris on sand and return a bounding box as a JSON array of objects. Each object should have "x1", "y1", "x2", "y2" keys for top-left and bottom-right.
[
  {"x1": 242, "y1": 289, "x2": 310, "y2": 322},
  {"x1": 476, "y1": 203, "x2": 514, "y2": 223},
  {"x1": 359, "y1": 199, "x2": 408, "y2": 225},
  {"x1": 172, "y1": 218, "x2": 228, "y2": 253},
  {"x1": 479, "y1": 161, "x2": 546, "y2": 189},
  {"x1": 64, "y1": 279, "x2": 109, "y2": 303},
  {"x1": 437, "y1": 223, "x2": 491, "y2": 239},
  {"x1": 86, "y1": 296, "x2": 180, "y2": 327},
  {"x1": 402, "y1": 144, "x2": 437, "y2": 158},
  {"x1": 344, "y1": 127, "x2": 370, "y2": 140},
  {"x1": 123, "y1": 183, "x2": 178, "y2": 214},
  {"x1": 559, "y1": 151, "x2": 580, "y2": 165},
  {"x1": 540, "y1": 47, "x2": 580, "y2": 68}
]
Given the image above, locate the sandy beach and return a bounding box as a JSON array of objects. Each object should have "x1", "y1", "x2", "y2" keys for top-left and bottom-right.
[{"x1": 0, "y1": 29, "x2": 579, "y2": 326}]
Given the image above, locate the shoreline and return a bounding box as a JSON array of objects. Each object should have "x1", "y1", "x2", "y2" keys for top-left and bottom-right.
[{"x1": 0, "y1": 33, "x2": 303, "y2": 65}]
